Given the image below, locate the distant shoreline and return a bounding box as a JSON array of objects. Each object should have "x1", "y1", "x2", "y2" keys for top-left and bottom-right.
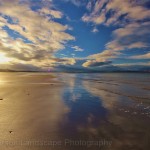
[{"x1": 0, "y1": 70, "x2": 150, "y2": 73}]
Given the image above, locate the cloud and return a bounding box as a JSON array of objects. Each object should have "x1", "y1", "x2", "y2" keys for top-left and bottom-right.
[
  {"x1": 0, "y1": 61, "x2": 43, "y2": 71},
  {"x1": 0, "y1": 28, "x2": 8, "y2": 38},
  {"x1": 82, "y1": 0, "x2": 108, "y2": 24},
  {"x1": 88, "y1": 50, "x2": 120, "y2": 60},
  {"x1": 0, "y1": 16, "x2": 7, "y2": 27},
  {"x1": 39, "y1": 8, "x2": 63, "y2": 19},
  {"x1": 105, "y1": 0, "x2": 150, "y2": 24},
  {"x1": 112, "y1": 62, "x2": 150, "y2": 71},
  {"x1": 82, "y1": 9, "x2": 106, "y2": 25},
  {"x1": 10, "y1": 63, "x2": 43, "y2": 71},
  {"x1": 52, "y1": 57, "x2": 76, "y2": 65},
  {"x1": 82, "y1": 50, "x2": 120, "y2": 67},
  {"x1": 0, "y1": 0, "x2": 75, "y2": 70},
  {"x1": 82, "y1": 0, "x2": 150, "y2": 25},
  {"x1": 114, "y1": 62, "x2": 150, "y2": 67},
  {"x1": 82, "y1": 60, "x2": 112, "y2": 67},
  {"x1": 107, "y1": 22, "x2": 150, "y2": 50},
  {"x1": 131, "y1": 52, "x2": 150, "y2": 59},
  {"x1": 71, "y1": 46, "x2": 84, "y2": 52},
  {"x1": 92, "y1": 27, "x2": 99, "y2": 33},
  {"x1": 43, "y1": 57, "x2": 76, "y2": 68}
]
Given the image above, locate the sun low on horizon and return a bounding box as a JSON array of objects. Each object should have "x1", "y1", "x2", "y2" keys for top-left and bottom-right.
[
  {"x1": 0, "y1": 0, "x2": 150, "y2": 72},
  {"x1": 0, "y1": 53, "x2": 11, "y2": 64}
]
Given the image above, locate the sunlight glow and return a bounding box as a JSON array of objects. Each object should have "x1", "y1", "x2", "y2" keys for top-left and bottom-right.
[{"x1": 0, "y1": 53, "x2": 11, "y2": 63}]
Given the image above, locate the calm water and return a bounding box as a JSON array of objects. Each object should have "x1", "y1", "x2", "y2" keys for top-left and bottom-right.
[{"x1": 0, "y1": 72, "x2": 150, "y2": 150}]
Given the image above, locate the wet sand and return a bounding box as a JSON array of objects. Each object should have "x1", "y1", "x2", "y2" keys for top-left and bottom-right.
[{"x1": 0, "y1": 72, "x2": 150, "y2": 150}]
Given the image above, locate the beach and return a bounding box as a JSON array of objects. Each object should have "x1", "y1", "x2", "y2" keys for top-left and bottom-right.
[{"x1": 0, "y1": 72, "x2": 150, "y2": 150}]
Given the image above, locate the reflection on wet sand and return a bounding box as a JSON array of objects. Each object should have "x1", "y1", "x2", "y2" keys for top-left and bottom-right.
[
  {"x1": 0, "y1": 73, "x2": 69, "y2": 150},
  {"x1": 58, "y1": 74, "x2": 111, "y2": 150},
  {"x1": 81, "y1": 74, "x2": 150, "y2": 150},
  {"x1": 59, "y1": 73, "x2": 150, "y2": 150},
  {"x1": 0, "y1": 73, "x2": 150, "y2": 150}
]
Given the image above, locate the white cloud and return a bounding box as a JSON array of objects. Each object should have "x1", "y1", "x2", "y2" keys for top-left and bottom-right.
[
  {"x1": 114, "y1": 62, "x2": 150, "y2": 67},
  {"x1": 92, "y1": 27, "x2": 99, "y2": 33},
  {"x1": 131, "y1": 52, "x2": 150, "y2": 59},
  {"x1": 39, "y1": 8, "x2": 63, "y2": 18},
  {"x1": 82, "y1": 9, "x2": 106, "y2": 24},
  {"x1": 72, "y1": 46, "x2": 84, "y2": 52},
  {"x1": 106, "y1": 22, "x2": 150, "y2": 51},
  {"x1": 82, "y1": 0, "x2": 150, "y2": 26}
]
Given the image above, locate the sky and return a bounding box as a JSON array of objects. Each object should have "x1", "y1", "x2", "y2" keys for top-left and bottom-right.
[{"x1": 0, "y1": 0, "x2": 150, "y2": 72}]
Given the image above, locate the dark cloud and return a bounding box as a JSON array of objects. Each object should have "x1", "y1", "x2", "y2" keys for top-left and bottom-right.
[
  {"x1": 0, "y1": 62, "x2": 43, "y2": 71},
  {"x1": 87, "y1": 61, "x2": 112, "y2": 67}
]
